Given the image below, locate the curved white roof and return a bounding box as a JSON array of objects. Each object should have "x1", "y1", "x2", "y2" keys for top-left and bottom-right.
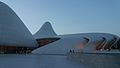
[
  {"x1": 33, "y1": 37, "x2": 87, "y2": 54},
  {"x1": 34, "y1": 22, "x2": 57, "y2": 39},
  {"x1": 0, "y1": 2, "x2": 38, "y2": 47},
  {"x1": 32, "y1": 20, "x2": 120, "y2": 54},
  {"x1": 32, "y1": 33, "x2": 119, "y2": 54}
]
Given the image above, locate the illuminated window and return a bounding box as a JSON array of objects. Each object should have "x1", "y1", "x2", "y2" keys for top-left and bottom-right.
[{"x1": 75, "y1": 37, "x2": 89, "y2": 49}]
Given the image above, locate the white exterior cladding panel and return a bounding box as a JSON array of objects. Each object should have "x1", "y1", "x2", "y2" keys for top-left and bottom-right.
[
  {"x1": 34, "y1": 22, "x2": 57, "y2": 39},
  {"x1": 32, "y1": 33, "x2": 119, "y2": 54},
  {"x1": 0, "y1": 2, "x2": 38, "y2": 47}
]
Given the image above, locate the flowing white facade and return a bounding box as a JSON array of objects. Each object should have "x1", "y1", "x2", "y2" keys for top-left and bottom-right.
[
  {"x1": 33, "y1": 22, "x2": 120, "y2": 54},
  {"x1": 0, "y1": 2, "x2": 38, "y2": 47},
  {"x1": 0, "y1": 1, "x2": 120, "y2": 68},
  {"x1": 32, "y1": 22, "x2": 120, "y2": 68},
  {"x1": 34, "y1": 22, "x2": 57, "y2": 39}
]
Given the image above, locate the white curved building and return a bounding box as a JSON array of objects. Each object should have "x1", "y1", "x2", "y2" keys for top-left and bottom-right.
[
  {"x1": 0, "y1": 1, "x2": 119, "y2": 55},
  {"x1": 0, "y1": 1, "x2": 120, "y2": 68},
  {"x1": 34, "y1": 22, "x2": 57, "y2": 39},
  {"x1": 0, "y1": 2, "x2": 38, "y2": 53},
  {"x1": 32, "y1": 22, "x2": 120, "y2": 68},
  {"x1": 33, "y1": 22, "x2": 120, "y2": 54}
]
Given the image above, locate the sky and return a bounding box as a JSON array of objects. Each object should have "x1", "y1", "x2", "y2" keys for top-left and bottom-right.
[{"x1": 1, "y1": 0, "x2": 120, "y2": 36}]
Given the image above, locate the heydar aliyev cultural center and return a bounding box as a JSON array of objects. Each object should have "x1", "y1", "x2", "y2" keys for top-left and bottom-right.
[
  {"x1": 0, "y1": 1, "x2": 120, "y2": 54},
  {"x1": 0, "y1": 1, "x2": 39, "y2": 53}
]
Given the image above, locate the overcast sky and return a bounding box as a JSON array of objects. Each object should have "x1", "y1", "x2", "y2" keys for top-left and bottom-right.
[{"x1": 1, "y1": 0, "x2": 120, "y2": 36}]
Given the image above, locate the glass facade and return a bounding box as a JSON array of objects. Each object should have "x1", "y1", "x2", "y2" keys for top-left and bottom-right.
[
  {"x1": 0, "y1": 46, "x2": 34, "y2": 54},
  {"x1": 36, "y1": 38, "x2": 60, "y2": 47}
]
